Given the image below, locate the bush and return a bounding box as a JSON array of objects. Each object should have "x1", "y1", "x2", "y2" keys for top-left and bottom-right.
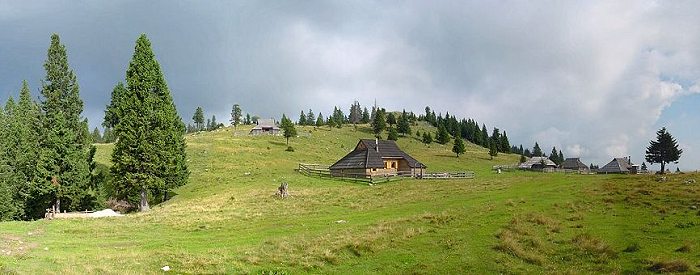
[
  {"x1": 286, "y1": 146, "x2": 295, "y2": 152},
  {"x1": 623, "y1": 242, "x2": 641, "y2": 252}
]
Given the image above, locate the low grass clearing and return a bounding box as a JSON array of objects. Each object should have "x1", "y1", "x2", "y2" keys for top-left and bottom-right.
[{"x1": 0, "y1": 124, "x2": 697, "y2": 273}]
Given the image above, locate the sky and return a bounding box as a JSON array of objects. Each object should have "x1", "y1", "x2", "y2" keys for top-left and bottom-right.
[{"x1": 1, "y1": 1, "x2": 700, "y2": 170}]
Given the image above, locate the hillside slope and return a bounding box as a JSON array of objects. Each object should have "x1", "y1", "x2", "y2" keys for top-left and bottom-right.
[{"x1": 1, "y1": 124, "x2": 698, "y2": 274}]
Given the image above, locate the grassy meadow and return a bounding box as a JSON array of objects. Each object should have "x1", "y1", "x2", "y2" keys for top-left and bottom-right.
[{"x1": 0, "y1": 123, "x2": 699, "y2": 274}]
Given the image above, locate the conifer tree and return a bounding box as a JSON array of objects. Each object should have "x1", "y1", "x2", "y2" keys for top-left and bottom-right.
[
  {"x1": 91, "y1": 127, "x2": 102, "y2": 143},
  {"x1": 452, "y1": 137, "x2": 466, "y2": 157},
  {"x1": 306, "y1": 109, "x2": 315, "y2": 125},
  {"x1": 500, "y1": 131, "x2": 511, "y2": 153},
  {"x1": 386, "y1": 112, "x2": 397, "y2": 127},
  {"x1": 245, "y1": 113, "x2": 251, "y2": 125},
  {"x1": 361, "y1": 107, "x2": 370, "y2": 123},
  {"x1": 645, "y1": 127, "x2": 682, "y2": 174},
  {"x1": 549, "y1": 147, "x2": 560, "y2": 165},
  {"x1": 372, "y1": 108, "x2": 386, "y2": 138},
  {"x1": 532, "y1": 142, "x2": 543, "y2": 157},
  {"x1": 422, "y1": 132, "x2": 433, "y2": 144},
  {"x1": 387, "y1": 127, "x2": 398, "y2": 141},
  {"x1": 349, "y1": 101, "x2": 362, "y2": 124},
  {"x1": 230, "y1": 104, "x2": 242, "y2": 129},
  {"x1": 35, "y1": 34, "x2": 92, "y2": 215},
  {"x1": 298, "y1": 110, "x2": 307, "y2": 125},
  {"x1": 558, "y1": 150, "x2": 564, "y2": 165},
  {"x1": 489, "y1": 142, "x2": 498, "y2": 160},
  {"x1": 108, "y1": 34, "x2": 189, "y2": 211},
  {"x1": 641, "y1": 162, "x2": 647, "y2": 171},
  {"x1": 397, "y1": 109, "x2": 412, "y2": 136},
  {"x1": 280, "y1": 114, "x2": 297, "y2": 146},
  {"x1": 193, "y1": 106, "x2": 204, "y2": 130},
  {"x1": 436, "y1": 124, "x2": 450, "y2": 145},
  {"x1": 210, "y1": 115, "x2": 217, "y2": 130},
  {"x1": 480, "y1": 124, "x2": 489, "y2": 148},
  {"x1": 316, "y1": 112, "x2": 324, "y2": 126}
]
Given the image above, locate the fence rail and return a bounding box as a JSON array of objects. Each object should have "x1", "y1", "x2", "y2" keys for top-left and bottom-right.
[{"x1": 298, "y1": 163, "x2": 474, "y2": 183}]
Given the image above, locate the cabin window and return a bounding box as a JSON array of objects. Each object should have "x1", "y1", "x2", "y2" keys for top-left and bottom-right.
[
  {"x1": 372, "y1": 168, "x2": 377, "y2": 172},
  {"x1": 391, "y1": 162, "x2": 396, "y2": 168}
]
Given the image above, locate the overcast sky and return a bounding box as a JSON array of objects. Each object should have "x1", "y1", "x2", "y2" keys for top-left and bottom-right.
[{"x1": 1, "y1": 1, "x2": 700, "y2": 170}]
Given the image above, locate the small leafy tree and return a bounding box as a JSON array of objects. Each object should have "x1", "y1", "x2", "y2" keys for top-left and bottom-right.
[
  {"x1": 645, "y1": 127, "x2": 682, "y2": 174},
  {"x1": 452, "y1": 137, "x2": 466, "y2": 157}
]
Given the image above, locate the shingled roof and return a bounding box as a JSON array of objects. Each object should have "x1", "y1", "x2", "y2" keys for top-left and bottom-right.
[
  {"x1": 330, "y1": 139, "x2": 426, "y2": 170},
  {"x1": 518, "y1": 157, "x2": 557, "y2": 169},
  {"x1": 598, "y1": 157, "x2": 634, "y2": 173},
  {"x1": 560, "y1": 158, "x2": 589, "y2": 170}
]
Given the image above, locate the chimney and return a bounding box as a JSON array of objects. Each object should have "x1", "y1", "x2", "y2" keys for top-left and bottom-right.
[
  {"x1": 628, "y1": 156, "x2": 631, "y2": 165},
  {"x1": 375, "y1": 138, "x2": 379, "y2": 152}
]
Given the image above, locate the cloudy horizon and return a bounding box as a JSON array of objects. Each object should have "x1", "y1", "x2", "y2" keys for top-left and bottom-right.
[{"x1": 1, "y1": 1, "x2": 699, "y2": 170}]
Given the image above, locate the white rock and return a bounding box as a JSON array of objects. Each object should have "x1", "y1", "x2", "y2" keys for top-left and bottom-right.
[
  {"x1": 161, "y1": 265, "x2": 170, "y2": 271},
  {"x1": 335, "y1": 220, "x2": 347, "y2": 224}
]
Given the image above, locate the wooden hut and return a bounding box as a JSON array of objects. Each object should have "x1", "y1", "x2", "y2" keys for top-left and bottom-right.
[
  {"x1": 518, "y1": 157, "x2": 557, "y2": 170},
  {"x1": 598, "y1": 157, "x2": 638, "y2": 174},
  {"x1": 560, "y1": 158, "x2": 590, "y2": 173},
  {"x1": 249, "y1": 119, "x2": 280, "y2": 135},
  {"x1": 330, "y1": 139, "x2": 426, "y2": 178}
]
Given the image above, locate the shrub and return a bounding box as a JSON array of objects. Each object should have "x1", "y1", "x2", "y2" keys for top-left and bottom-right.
[
  {"x1": 623, "y1": 242, "x2": 641, "y2": 253},
  {"x1": 286, "y1": 146, "x2": 294, "y2": 152}
]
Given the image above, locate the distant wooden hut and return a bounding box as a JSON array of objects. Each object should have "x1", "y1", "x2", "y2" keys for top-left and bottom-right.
[
  {"x1": 329, "y1": 139, "x2": 426, "y2": 178},
  {"x1": 249, "y1": 119, "x2": 280, "y2": 136},
  {"x1": 598, "y1": 157, "x2": 638, "y2": 174},
  {"x1": 560, "y1": 158, "x2": 590, "y2": 173},
  {"x1": 518, "y1": 157, "x2": 557, "y2": 170}
]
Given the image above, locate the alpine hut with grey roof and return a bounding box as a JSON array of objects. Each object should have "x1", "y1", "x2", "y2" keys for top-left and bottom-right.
[
  {"x1": 560, "y1": 158, "x2": 590, "y2": 173},
  {"x1": 249, "y1": 119, "x2": 280, "y2": 136},
  {"x1": 330, "y1": 139, "x2": 426, "y2": 178},
  {"x1": 598, "y1": 157, "x2": 638, "y2": 174}
]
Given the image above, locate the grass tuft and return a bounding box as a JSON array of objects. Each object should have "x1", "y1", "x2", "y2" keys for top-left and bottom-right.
[
  {"x1": 674, "y1": 242, "x2": 692, "y2": 253},
  {"x1": 571, "y1": 233, "x2": 617, "y2": 259},
  {"x1": 623, "y1": 242, "x2": 641, "y2": 253},
  {"x1": 646, "y1": 259, "x2": 690, "y2": 273}
]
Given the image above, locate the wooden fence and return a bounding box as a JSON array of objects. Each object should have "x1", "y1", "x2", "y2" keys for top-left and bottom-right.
[{"x1": 297, "y1": 163, "x2": 474, "y2": 183}]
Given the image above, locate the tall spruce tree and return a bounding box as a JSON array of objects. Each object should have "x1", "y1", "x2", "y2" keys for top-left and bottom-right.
[
  {"x1": 193, "y1": 106, "x2": 204, "y2": 130},
  {"x1": 371, "y1": 108, "x2": 386, "y2": 138},
  {"x1": 34, "y1": 34, "x2": 92, "y2": 216},
  {"x1": 645, "y1": 127, "x2": 682, "y2": 174},
  {"x1": 532, "y1": 142, "x2": 543, "y2": 157},
  {"x1": 108, "y1": 34, "x2": 189, "y2": 211},
  {"x1": 349, "y1": 101, "x2": 362, "y2": 124},
  {"x1": 361, "y1": 107, "x2": 370, "y2": 123},
  {"x1": 397, "y1": 109, "x2": 411, "y2": 136},
  {"x1": 436, "y1": 124, "x2": 450, "y2": 145},
  {"x1": 316, "y1": 112, "x2": 324, "y2": 126},
  {"x1": 298, "y1": 110, "x2": 307, "y2": 125},
  {"x1": 230, "y1": 104, "x2": 242, "y2": 129},
  {"x1": 387, "y1": 127, "x2": 398, "y2": 141},
  {"x1": 500, "y1": 131, "x2": 511, "y2": 153},
  {"x1": 452, "y1": 137, "x2": 466, "y2": 157},
  {"x1": 306, "y1": 109, "x2": 315, "y2": 125}
]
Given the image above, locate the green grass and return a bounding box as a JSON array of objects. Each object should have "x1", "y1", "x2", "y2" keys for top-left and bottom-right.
[{"x1": 1, "y1": 124, "x2": 699, "y2": 274}]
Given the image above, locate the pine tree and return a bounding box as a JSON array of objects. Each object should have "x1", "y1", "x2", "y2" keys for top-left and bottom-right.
[
  {"x1": 102, "y1": 127, "x2": 115, "y2": 143},
  {"x1": 316, "y1": 112, "x2": 324, "y2": 126},
  {"x1": 489, "y1": 142, "x2": 498, "y2": 160},
  {"x1": 500, "y1": 131, "x2": 511, "y2": 153},
  {"x1": 558, "y1": 150, "x2": 564, "y2": 165},
  {"x1": 91, "y1": 127, "x2": 102, "y2": 143},
  {"x1": 436, "y1": 124, "x2": 450, "y2": 145},
  {"x1": 33, "y1": 34, "x2": 93, "y2": 216},
  {"x1": 361, "y1": 107, "x2": 370, "y2": 123},
  {"x1": 422, "y1": 132, "x2": 433, "y2": 144},
  {"x1": 480, "y1": 124, "x2": 489, "y2": 148},
  {"x1": 245, "y1": 113, "x2": 251, "y2": 125},
  {"x1": 306, "y1": 109, "x2": 315, "y2": 125},
  {"x1": 371, "y1": 108, "x2": 386, "y2": 138},
  {"x1": 109, "y1": 34, "x2": 189, "y2": 211},
  {"x1": 386, "y1": 112, "x2": 397, "y2": 127},
  {"x1": 280, "y1": 114, "x2": 297, "y2": 146},
  {"x1": 298, "y1": 110, "x2": 307, "y2": 125},
  {"x1": 645, "y1": 127, "x2": 682, "y2": 174},
  {"x1": 349, "y1": 101, "x2": 362, "y2": 124},
  {"x1": 452, "y1": 137, "x2": 466, "y2": 157},
  {"x1": 641, "y1": 162, "x2": 647, "y2": 171},
  {"x1": 387, "y1": 127, "x2": 398, "y2": 141},
  {"x1": 532, "y1": 142, "x2": 543, "y2": 157},
  {"x1": 230, "y1": 104, "x2": 242, "y2": 129},
  {"x1": 193, "y1": 106, "x2": 204, "y2": 130},
  {"x1": 210, "y1": 115, "x2": 217, "y2": 130},
  {"x1": 549, "y1": 147, "x2": 560, "y2": 165},
  {"x1": 397, "y1": 109, "x2": 412, "y2": 136}
]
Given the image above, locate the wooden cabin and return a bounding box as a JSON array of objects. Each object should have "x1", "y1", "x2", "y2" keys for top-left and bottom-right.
[
  {"x1": 329, "y1": 139, "x2": 426, "y2": 178},
  {"x1": 560, "y1": 158, "x2": 590, "y2": 173},
  {"x1": 249, "y1": 119, "x2": 280, "y2": 136},
  {"x1": 518, "y1": 157, "x2": 557, "y2": 170},
  {"x1": 598, "y1": 157, "x2": 638, "y2": 174}
]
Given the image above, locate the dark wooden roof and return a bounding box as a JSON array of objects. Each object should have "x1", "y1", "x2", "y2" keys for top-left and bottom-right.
[
  {"x1": 330, "y1": 139, "x2": 426, "y2": 170},
  {"x1": 598, "y1": 157, "x2": 634, "y2": 173},
  {"x1": 560, "y1": 158, "x2": 588, "y2": 170}
]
